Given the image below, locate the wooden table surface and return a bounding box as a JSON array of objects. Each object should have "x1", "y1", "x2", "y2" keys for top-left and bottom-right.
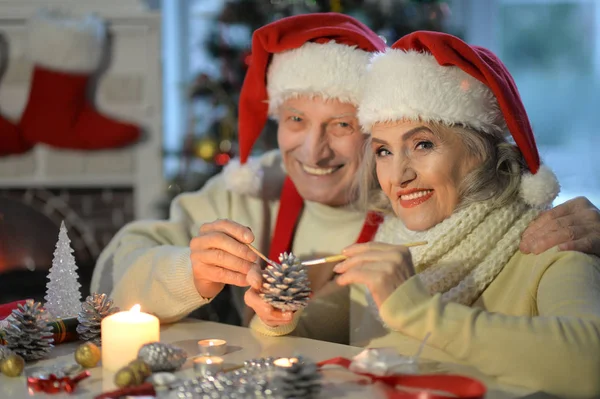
[{"x1": 0, "y1": 319, "x2": 533, "y2": 398}]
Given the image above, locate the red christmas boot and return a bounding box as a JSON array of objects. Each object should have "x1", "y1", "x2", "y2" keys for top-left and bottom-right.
[
  {"x1": 0, "y1": 113, "x2": 32, "y2": 156},
  {"x1": 19, "y1": 10, "x2": 140, "y2": 150}
]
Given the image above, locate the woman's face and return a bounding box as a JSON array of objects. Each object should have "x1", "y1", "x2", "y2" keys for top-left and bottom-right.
[
  {"x1": 371, "y1": 120, "x2": 482, "y2": 231},
  {"x1": 277, "y1": 96, "x2": 365, "y2": 207}
]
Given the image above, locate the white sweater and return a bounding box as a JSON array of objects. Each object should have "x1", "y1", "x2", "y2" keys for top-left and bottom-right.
[{"x1": 90, "y1": 151, "x2": 367, "y2": 323}]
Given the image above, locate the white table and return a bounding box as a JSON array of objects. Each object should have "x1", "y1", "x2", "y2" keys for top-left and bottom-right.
[{"x1": 0, "y1": 319, "x2": 532, "y2": 398}]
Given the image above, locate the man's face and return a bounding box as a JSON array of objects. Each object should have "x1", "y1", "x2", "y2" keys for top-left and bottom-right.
[{"x1": 277, "y1": 96, "x2": 365, "y2": 207}]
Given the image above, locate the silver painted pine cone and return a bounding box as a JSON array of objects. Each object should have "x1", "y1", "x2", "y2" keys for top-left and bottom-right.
[
  {"x1": 260, "y1": 252, "x2": 311, "y2": 311},
  {"x1": 138, "y1": 342, "x2": 187, "y2": 372},
  {"x1": 270, "y1": 356, "x2": 322, "y2": 399},
  {"x1": 3, "y1": 300, "x2": 53, "y2": 361},
  {"x1": 77, "y1": 293, "x2": 120, "y2": 346}
]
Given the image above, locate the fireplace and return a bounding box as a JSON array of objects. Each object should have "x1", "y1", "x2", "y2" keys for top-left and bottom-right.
[
  {"x1": 0, "y1": 188, "x2": 135, "y2": 303},
  {"x1": 0, "y1": 1, "x2": 163, "y2": 304}
]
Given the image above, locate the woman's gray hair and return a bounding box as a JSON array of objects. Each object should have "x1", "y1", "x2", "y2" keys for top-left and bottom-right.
[{"x1": 353, "y1": 122, "x2": 528, "y2": 214}]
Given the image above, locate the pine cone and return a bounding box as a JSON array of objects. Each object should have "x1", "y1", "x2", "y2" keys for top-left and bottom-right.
[
  {"x1": 260, "y1": 252, "x2": 311, "y2": 311},
  {"x1": 271, "y1": 356, "x2": 322, "y2": 399},
  {"x1": 138, "y1": 342, "x2": 187, "y2": 372},
  {"x1": 77, "y1": 293, "x2": 120, "y2": 346},
  {"x1": 3, "y1": 300, "x2": 54, "y2": 361}
]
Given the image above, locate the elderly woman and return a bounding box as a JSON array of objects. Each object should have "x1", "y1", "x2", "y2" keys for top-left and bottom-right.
[{"x1": 250, "y1": 32, "x2": 600, "y2": 397}]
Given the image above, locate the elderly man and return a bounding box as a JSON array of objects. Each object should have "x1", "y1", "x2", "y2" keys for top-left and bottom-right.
[{"x1": 91, "y1": 13, "x2": 600, "y2": 327}]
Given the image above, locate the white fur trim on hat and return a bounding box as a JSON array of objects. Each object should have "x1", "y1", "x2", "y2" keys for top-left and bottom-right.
[
  {"x1": 26, "y1": 9, "x2": 106, "y2": 73},
  {"x1": 223, "y1": 150, "x2": 287, "y2": 198},
  {"x1": 358, "y1": 49, "x2": 506, "y2": 133},
  {"x1": 267, "y1": 41, "x2": 370, "y2": 116},
  {"x1": 223, "y1": 158, "x2": 264, "y2": 196},
  {"x1": 520, "y1": 164, "x2": 560, "y2": 208}
]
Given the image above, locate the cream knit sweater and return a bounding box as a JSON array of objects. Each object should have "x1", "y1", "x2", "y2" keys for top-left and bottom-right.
[
  {"x1": 251, "y1": 200, "x2": 600, "y2": 397},
  {"x1": 90, "y1": 150, "x2": 366, "y2": 324}
]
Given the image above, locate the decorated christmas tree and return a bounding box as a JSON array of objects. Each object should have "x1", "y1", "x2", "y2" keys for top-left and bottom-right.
[{"x1": 44, "y1": 221, "x2": 82, "y2": 319}]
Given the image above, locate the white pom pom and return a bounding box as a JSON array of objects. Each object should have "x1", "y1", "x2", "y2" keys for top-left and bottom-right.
[
  {"x1": 222, "y1": 158, "x2": 263, "y2": 196},
  {"x1": 519, "y1": 164, "x2": 560, "y2": 208}
]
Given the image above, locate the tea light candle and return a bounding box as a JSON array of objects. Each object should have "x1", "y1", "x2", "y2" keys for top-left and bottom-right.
[
  {"x1": 198, "y1": 339, "x2": 227, "y2": 356},
  {"x1": 193, "y1": 356, "x2": 224, "y2": 376},
  {"x1": 101, "y1": 304, "x2": 160, "y2": 372},
  {"x1": 273, "y1": 357, "x2": 299, "y2": 368}
]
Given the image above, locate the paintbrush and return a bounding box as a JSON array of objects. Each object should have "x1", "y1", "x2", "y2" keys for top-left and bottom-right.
[
  {"x1": 300, "y1": 240, "x2": 428, "y2": 266},
  {"x1": 246, "y1": 244, "x2": 279, "y2": 267}
]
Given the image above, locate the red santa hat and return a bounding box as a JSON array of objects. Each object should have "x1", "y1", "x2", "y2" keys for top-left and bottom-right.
[
  {"x1": 223, "y1": 13, "x2": 386, "y2": 195},
  {"x1": 358, "y1": 31, "x2": 559, "y2": 208}
]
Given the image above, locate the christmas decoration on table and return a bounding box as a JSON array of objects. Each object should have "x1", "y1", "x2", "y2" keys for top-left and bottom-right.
[
  {"x1": 1, "y1": 316, "x2": 79, "y2": 346},
  {"x1": 260, "y1": 252, "x2": 311, "y2": 311},
  {"x1": 0, "y1": 344, "x2": 13, "y2": 361},
  {"x1": 0, "y1": 352, "x2": 25, "y2": 377},
  {"x1": 77, "y1": 293, "x2": 120, "y2": 346},
  {"x1": 137, "y1": 342, "x2": 187, "y2": 372},
  {"x1": 2, "y1": 299, "x2": 54, "y2": 361},
  {"x1": 114, "y1": 359, "x2": 152, "y2": 388},
  {"x1": 74, "y1": 342, "x2": 101, "y2": 368},
  {"x1": 20, "y1": 9, "x2": 140, "y2": 151},
  {"x1": 271, "y1": 356, "x2": 322, "y2": 399},
  {"x1": 27, "y1": 370, "x2": 91, "y2": 395},
  {"x1": 44, "y1": 221, "x2": 82, "y2": 320}
]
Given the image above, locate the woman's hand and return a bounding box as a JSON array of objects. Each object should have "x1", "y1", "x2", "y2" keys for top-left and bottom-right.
[
  {"x1": 245, "y1": 265, "x2": 294, "y2": 327},
  {"x1": 333, "y1": 242, "x2": 416, "y2": 308}
]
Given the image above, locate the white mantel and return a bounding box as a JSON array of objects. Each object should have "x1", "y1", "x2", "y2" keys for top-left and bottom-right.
[{"x1": 0, "y1": 0, "x2": 163, "y2": 220}]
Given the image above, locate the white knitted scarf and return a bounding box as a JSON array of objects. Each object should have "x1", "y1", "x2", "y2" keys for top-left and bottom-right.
[{"x1": 370, "y1": 198, "x2": 541, "y2": 307}]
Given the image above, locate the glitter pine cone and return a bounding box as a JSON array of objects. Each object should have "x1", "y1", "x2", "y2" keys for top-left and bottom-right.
[
  {"x1": 138, "y1": 342, "x2": 187, "y2": 372},
  {"x1": 3, "y1": 300, "x2": 54, "y2": 361},
  {"x1": 77, "y1": 293, "x2": 120, "y2": 346},
  {"x1": 260, "y1": 252, "x2": 311, "y2": 312},
  {"x1": 270, "y1": 356, "x2": 322, "y2": 399}
]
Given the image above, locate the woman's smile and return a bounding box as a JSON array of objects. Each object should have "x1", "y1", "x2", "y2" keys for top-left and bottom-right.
[{"x1": 397, "y1": 188, "x2": 434, "y2": 208}]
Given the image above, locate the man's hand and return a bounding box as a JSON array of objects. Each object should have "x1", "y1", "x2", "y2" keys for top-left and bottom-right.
[
  {"x1": 521, "y1": 197, "x2": 600, "y2": 256},
  {"x1": 190, "y1": 219, "x2": 259, "y2": 299},
  {"x1": 244, "y1": 265, "x2": 294, "y2": 327}
]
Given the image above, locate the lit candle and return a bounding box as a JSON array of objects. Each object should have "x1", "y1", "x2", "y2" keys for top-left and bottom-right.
[
  {"x1": 198, "y1": 339, "x2": 228, "y2": 356},
  {"x1": 273, "y1": 357, "x2": 299, "y2": 368},
  {"x1": 193, "y1": 356, "x2": 224, "y2": 376},
  {"x1": 101, "y1": 304, "x2": 160, "y2": 372}
]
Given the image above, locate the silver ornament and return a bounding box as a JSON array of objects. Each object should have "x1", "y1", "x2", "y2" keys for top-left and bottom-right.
[
  {"x1": 138, "y1": 342, "x2": 187, "y2": 372},
  {"x1": 270, "y1": 356, "x2": 322, "y2": 399},
  {"x1": 260, "y1": 252, "x2": 311, "y2": 311},
  {"x1": 3, "y1": 300, "x2": 54, "y2": 361},
  {"x1": 77, "y1": 293, "x2": 120, "y2": 346}
]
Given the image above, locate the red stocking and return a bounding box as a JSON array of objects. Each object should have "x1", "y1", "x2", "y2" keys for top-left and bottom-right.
[
  {"x1": 0, "y1": 114, "x2": 32, "y2": 155},
  {"x1": 19, "y1": 10, "x2": 140, "y2": 150}
]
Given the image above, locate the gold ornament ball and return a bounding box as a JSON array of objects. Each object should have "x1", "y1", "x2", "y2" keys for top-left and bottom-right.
[
  {"x1": 114, "y1": 368, "x2": 138, "y2": 388},
  {"x1": 128, "y1": 359, "x2": 152, "y2": 378},
  {"x1": 0, "y1": 354, "x2": 25, "y2": 377},
  {"x1": 195, "y1": 138, "x2": 218, "y2": 161},
  {"x1": 74, "y1": 342, "x2": 101, "y2": 368}
]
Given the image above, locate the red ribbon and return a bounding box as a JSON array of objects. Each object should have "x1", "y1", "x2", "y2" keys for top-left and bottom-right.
[
  {"x1": 27, "y1": 371, "x2": 91, "y2": 394},
  {"x1": 318, "y1": 357, "x2": 486, "y2": 399},
  {"x1": 93, "y1": 383, "x2": 156, "y2": 399}
]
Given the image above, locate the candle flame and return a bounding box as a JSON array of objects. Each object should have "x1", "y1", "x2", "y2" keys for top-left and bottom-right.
[{"x1": 130, "y1": 304, "x2": 141, "y2": 313}]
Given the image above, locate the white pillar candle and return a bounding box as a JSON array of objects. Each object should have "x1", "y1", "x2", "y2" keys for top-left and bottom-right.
[{"x1": 101, "y1": 304, "x2": 160, "y2": 372}]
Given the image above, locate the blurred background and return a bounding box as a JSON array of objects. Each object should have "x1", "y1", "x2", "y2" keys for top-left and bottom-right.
[{"x1": 0, "y1": 0, "x2": 598, "y2": 310}]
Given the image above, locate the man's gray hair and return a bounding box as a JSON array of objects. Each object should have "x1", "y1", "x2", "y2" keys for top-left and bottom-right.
[{"x1": 353, "y1": 123, "x2": 527, "y2": 214}]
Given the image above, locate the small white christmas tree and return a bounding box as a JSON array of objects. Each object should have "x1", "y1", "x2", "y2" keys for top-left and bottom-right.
[{"x1": 44, "y1": 221, "x2": 82, "y2": 319}]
